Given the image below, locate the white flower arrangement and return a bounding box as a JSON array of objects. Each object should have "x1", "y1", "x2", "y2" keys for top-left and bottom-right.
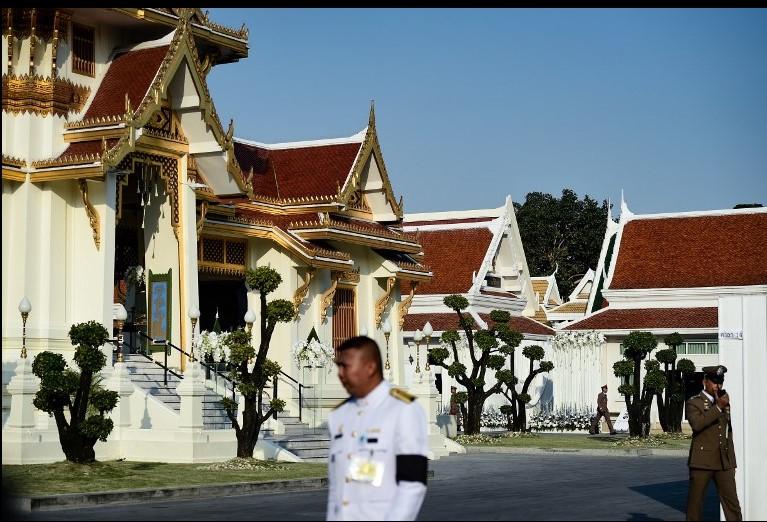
[
  {"x1": 527, "y1": 407, "x2": 593, "y2": 432},
  {"x1": 292, "y1": 338, "x2": 334, "y2": 368},
  {"x1": 551, "y1": 330, "x2": 605, "y2": 351},
  {"x1": 124, "y1": 265, "x2": 145, "y2": 287},
  {"x1": 196, "y1": 330, "x2": 230, "y2": 362}
]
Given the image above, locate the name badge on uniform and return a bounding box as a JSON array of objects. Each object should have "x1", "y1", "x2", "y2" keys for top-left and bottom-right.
[{"x1": 349, "y1": 456, "x2": 385, "y2": 487}]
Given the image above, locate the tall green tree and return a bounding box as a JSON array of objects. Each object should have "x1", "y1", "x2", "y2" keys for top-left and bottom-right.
[
  {"x1": 220, "y1": 266, "x2": 294, "y2": 458},
  {"x1": 514, "y1": 189, "x2": 608, "y2": 297},
  {"x1": 428, "y1": 297, "x2": 524, "y2": 434},
  {"x1": 612, "y1": 331, "x2": 665, "y2": 437},
  {"x1": 654, "y1": 333, "x2": 696, "y2": 433},
  {"x1": 32, "y1": 321, "x2": 119, "y2": 463}
]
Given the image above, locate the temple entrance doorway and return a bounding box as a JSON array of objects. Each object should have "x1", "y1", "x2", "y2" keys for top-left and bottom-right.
[{"x1": 197, "y1": 274, "x2": 248, "y2": 333}]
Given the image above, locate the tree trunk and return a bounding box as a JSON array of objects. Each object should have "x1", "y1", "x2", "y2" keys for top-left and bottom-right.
[
  {"x1": 55, "y1": 421, "x2": 97, "y2": 463},
  {"x1": 515, "y1": 398, "x2": 527, "y2": 432},
  {"x1": 464, "y1": 392, "x2": 484, "y2": 434},
  {"x1": 236, "y1": 396, "x2": 262, "y2": 458},
  {"x1": 656, "y1": 393, "x2": 669, "y2": 432}
]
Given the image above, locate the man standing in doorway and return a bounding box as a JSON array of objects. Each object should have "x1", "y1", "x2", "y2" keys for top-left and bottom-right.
[{"x1": 326, "y1": 336, "x2": 429, "y2": 521}]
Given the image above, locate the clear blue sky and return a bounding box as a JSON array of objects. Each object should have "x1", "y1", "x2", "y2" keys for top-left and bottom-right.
[{"x1": 206, "y1": 8, "x2": 767, "y2": 214}]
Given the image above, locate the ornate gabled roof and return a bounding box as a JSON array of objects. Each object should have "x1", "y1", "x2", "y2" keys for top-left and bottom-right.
[
  {"x1": 610, "y1": 211, "x2": 767, "y2": 289},
  {"x1": 405, "y1": 226, "x2": 494, "y2": 294},
  {"x1": 402, "y1": 312, "x2": 554, "y2": 336},
  {"x1": 31, "y1": 139, "x2": 120, "y2": 168},
  {"x1": 81, "y1": 45, "x2": 170, "y2": 122},
  {"x1": 547, "y1": 301, "x2": 588, "y2": 314},
  {"x1": 563, "y1": 307, "x2": 718, "y2": 331},
  {"x1": 233, "y1": 135, "x2": 363, "y2": 200},
  {"x1": 374, "y1": 249, "x2": 431, "y2": 278}
]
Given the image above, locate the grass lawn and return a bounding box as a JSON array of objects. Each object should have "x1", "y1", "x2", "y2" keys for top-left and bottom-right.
[
  {"x1": 2, "y1": 459, "x2": 327, "y2": 497},
  {"x1": 456, "y1": 433, "x2": 692, "y2": 451}
]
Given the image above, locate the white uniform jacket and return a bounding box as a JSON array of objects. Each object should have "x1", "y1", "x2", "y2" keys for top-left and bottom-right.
[{"x1": 326, "y1": 380, "x2": 428, "y2": 521}]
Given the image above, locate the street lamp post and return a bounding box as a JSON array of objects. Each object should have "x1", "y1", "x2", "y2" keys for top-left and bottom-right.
[
  {"x1": 189, "y1": 307, "x2": 200, "y2": 362},
  {"x1": 382, "y1": 318, "x2": 392, "y2": 371},
  {"x1": 115, "y1": 303, "x2": 128, "y2": 363},
  {"x1": 414, "y1": 329, "x2": 423, "y2": 374},
  {"x1": 18, "y1": 297, "x2": 31, "y2": 359},
  {"x1": 423, "y1": 322, "x2": 433, "y2": 371}
]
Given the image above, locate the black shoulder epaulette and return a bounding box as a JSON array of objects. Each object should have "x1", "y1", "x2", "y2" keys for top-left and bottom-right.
[
  {"x1": 332, "y1": 397, "x2": 353, "y2": 410},
  {"x1": 390, "y1": 388, "x2": 416, "y2": 403}
]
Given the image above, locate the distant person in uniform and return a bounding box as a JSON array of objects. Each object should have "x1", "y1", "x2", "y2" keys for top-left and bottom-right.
[
  {"x1": 590, "y1": 385, "x2": 616, "y2": 435},
  {"x1": 326, "y1": 336, "x2": 429, "y2": 521},
  {"x1": 686, "y1": 365, "x2": 742, "y2": 521}
]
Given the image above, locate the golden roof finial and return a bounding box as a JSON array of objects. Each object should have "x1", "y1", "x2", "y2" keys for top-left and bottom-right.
[{"x1": 368, "y1": 99, "x2": 376, "y2": 128}]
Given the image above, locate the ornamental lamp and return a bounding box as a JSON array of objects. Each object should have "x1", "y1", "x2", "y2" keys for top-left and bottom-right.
[
  {"x1": 188, "y1": 307, "x2": 201, "y2": 361},
  {"x1": 381, "y1": 318, "x2": 392, "y2": 370},
  {"x1": 115, "y1": 303, "x2": 128, "y2": 362},
  {"x1": 414, "y1": 329, "x2": 423, "y2": 373},
  {"x1": 244, "y1": 309, "x2": 256, "y2": 334},
  {"x1": 18, "y1": 297, "x2": 31, "y2": 358},
  {"x1": 423, "y1": 321, "x2": 433, "y2": 371}
]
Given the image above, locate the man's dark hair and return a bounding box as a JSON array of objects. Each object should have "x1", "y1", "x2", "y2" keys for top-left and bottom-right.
[{"x1": 337, "y1": 336, "x2": 384, "y2": 379}]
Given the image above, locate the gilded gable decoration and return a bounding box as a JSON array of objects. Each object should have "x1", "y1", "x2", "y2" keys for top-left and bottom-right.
[
  {"x1": 398, "y1": 282, "x2": 418, "y2": 330},
  {"x1": 320, "y1": 273, "x2": 340, "y2": 322},
  {"x1": 78, "y1": 179, "x2": 100, "y2": 250},
  {"x1": 292, "y1": 268, "x2": 316, "y2": 319},
  {"x1": 375, "y1": 276, "x2": 397, "y2": 328},
  {"x1": 116, "y1": 152, "x2": 179, "y2": 239}
]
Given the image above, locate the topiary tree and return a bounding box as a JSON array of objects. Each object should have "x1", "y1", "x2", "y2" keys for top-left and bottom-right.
[
  {"x1": 220, "y1": 266, "x2": 293, "y2": 458},
  {"x1": 428, "y1": 299, "x2": 525, "y2": 434},
  {"x1": 654, "y1": 333, "x2": 696, "y2": 433},
  {"x1": 32, "y1": 321, "x2": 119, "y2": 463},
  {"x1": 612, "y1": 331, "x2": 663, "y2": 437},
  {"x1": 500, "y1": 343, "x2": 555, "y2": 432}
]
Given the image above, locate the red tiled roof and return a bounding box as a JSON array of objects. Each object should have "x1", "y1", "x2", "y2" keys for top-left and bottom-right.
[
  {"x1": 564, "y1": 307, "x2": 718, "y2": 331},
  {"x1": 414, "y1": 227, "x2": 493, "y2": 294},
  {"x1": 403, "y1": 312, "x2": 554, "y2": 336},
  {"x1": 611, "y1": 213, "x2": 767, "y2": 289},
  {"x1": 233, "y1": 141, "x2": 362, "y2": 199},
  {"x1": 83, "y1": 46, "x2": 169, "y2": 120},
  {"x1": 404, "y1": 216, "x2": 496, "y2": 227}
]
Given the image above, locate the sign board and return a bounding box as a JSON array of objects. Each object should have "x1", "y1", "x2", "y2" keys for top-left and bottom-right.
[
  {"x1": 719, "y1": 330, "x2": 743, "y2": 340},
  {"x1": 148, "y1": 268, "x2": 172, "y2": 350}
]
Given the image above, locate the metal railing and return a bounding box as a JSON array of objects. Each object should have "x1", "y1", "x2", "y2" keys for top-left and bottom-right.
[{"x1": 273, "y1": 370, "x2": 312, "y2": 423}]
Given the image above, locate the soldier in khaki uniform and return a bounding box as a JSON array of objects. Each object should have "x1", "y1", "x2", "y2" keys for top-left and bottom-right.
[{"x1": 686, "y1": 365, "x2": 742, "y2": 521}]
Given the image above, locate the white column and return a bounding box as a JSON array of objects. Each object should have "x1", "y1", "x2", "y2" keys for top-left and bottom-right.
[
  {"x1": 719, "y1": 294, "x2": 767, "y2": 521},
  {"x1": 411, "y1": 364, "x2": 449, "y2": 459}
]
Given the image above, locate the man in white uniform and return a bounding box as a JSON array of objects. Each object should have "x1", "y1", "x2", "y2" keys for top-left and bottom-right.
[{"x1": 326, "y1": 336, "x2": 429, "y2": 521}]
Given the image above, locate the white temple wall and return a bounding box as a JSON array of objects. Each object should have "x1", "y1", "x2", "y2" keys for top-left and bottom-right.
[
  {"x1": 718, "y1": 293, "x2": 767, "y2": 521},
  {"x1": 141, "y1": 179, "x2": 181, "y2": 361}
]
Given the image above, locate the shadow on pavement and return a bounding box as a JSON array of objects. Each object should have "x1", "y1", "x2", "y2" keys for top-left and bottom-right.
[{"x1": 630, "y1": 479, "x2": 719, "y2": 520}]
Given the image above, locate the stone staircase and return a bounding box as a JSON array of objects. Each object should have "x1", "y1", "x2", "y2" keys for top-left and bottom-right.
[
  {"x1": 270, "y1": 415, "x2": 330, "y2": 463},
  {"x1": 122, "y1": 354, "x2": 233, "y2": 429}
]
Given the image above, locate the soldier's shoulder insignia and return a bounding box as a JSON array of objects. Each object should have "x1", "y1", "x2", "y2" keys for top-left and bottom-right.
[
  {"x1": 332, "y1": 397, "x2": 353, "y2": 410},
  {"x1": 390, "y1": 388, "x2": 416, "y2": 403}
]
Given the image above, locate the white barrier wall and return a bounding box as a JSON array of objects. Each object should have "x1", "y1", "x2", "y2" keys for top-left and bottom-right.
[{"x1": 718, "y1": 294, "x2": 767, "y2": 521}]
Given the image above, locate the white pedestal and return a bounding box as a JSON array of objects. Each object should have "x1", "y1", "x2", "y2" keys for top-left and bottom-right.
[
  {"x1": 177, "y1": 360, "x2": 206, "y2": 429},
  {"x1": 411, "y1": 369, "x2": 450, "y2": 460},
  {"x1": 2, "y1": 356, "x2": 66, "y2": 464}
]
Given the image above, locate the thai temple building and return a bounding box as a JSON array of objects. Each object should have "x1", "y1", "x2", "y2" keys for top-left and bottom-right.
[
  {"x1": 2, "y1": 7, "x2": 458, "y2": 463},
  {"x1": 401, "y1": 197, "x2": 556, "y2": 413},
  {"x1": 562, "y1": 199, "x2": 767, "y2": 423}
]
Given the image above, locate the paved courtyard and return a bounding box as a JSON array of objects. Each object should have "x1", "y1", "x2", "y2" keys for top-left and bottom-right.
[{"x1": 10, "y1": 453, "x2": 720, "y2": 521}]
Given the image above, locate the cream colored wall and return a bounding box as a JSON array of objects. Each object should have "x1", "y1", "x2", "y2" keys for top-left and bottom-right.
[{"x1": 142, "y1": 178, "x2": 181, "y2": 362}]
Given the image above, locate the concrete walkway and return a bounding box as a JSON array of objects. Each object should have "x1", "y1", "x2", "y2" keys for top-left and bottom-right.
[{"x1": 8, "y1": 452, "x2": 720, "y2": 521}]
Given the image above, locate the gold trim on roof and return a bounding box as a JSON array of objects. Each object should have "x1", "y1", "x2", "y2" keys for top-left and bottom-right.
[
  {"x1": 2, "y1": 155, "x2": 26, "y2": 168},
  {"x1": 2, "y1": 73, "x2": 90, "y2": 117}
]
